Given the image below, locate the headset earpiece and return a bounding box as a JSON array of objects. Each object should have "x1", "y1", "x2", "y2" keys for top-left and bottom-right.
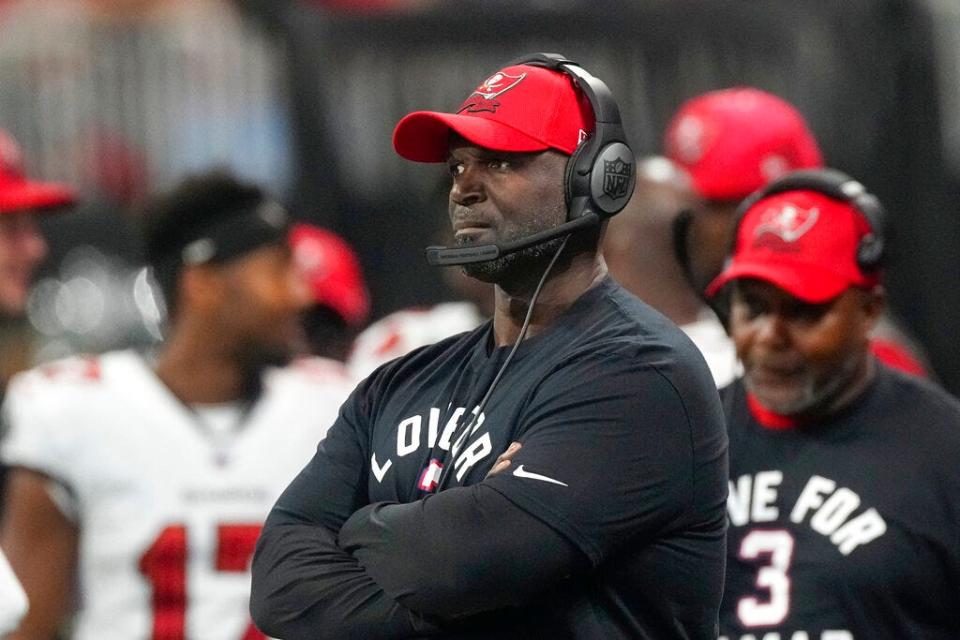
[
  {"x1": 848, "y1": 191, "x2": 885, "y2": 271},
  {"x1": 564, "y1": 131, "x2": 595, "y2": 218},
  {"x1": 730, "y1": 168, "x2": 886, "y2": 272},
  {"x1": 510, "y1": 53, "x2": 636, "y2": 222}
]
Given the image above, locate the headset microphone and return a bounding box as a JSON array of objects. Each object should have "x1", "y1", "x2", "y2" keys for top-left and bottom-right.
[{"x1": 425, "y1": 212, "x2": 601, "y2": 266}]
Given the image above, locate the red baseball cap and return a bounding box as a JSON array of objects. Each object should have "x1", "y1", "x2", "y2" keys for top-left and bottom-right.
[
  {"x1": 289, "y1": 223, "x2": 370, "y2": 327},
  {"x1": 706, "y1": 189, "x2": 880, "y2": 303},
  {"x1": 664, "y1": 88, "x2": 822, "y2": 201},
  {"x1": 0, "y1": 130, "x2": 77, "y2": 213},
  {"x1": 393, "y1": 63, "x2": 594, "y2": 162}
]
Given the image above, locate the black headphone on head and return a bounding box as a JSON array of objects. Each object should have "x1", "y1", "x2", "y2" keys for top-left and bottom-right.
[
  {"x1": 732, "y1": 167, "x2": 886, "y2": 272},
  {"x1": 510, "y1": 53, "x2": 636, "y2": 222}
]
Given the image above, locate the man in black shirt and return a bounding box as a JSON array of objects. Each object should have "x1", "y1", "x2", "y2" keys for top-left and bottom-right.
[
  {"x1": 251, "y1": 55, "x2": 728, "y2": 639},
  {"x1": 705, "y1": 169, "x2": 960, "y2": 639}
]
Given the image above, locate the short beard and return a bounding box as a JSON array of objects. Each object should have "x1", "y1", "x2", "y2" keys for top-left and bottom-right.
[
  {"x1": 458, "y1": 202, "x2": 568, "y2": 286},
  {"x1": 460, "y1": 235, "x2": 567, "y2": 284},
  {"x1": 747, "y1": 350, "x2": 864, "y2": 417}
]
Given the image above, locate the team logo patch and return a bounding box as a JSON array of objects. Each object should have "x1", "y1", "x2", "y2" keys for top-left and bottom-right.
[
  {"x1": 458, "y1": 71, "x2": 526, "y2": 113},
  {"x1": 760, "y1": 154, "x2": 790, "y2": 182},
  {"x1": 418, "y1": 458, "x2": 444, "y2": 492},
  {"x1": 602, "y1": 157, "x2": 632, "y2": 200},
  {"x1": 753, "y1": 203, "x2": 819, "y2": 244},
  {"x1": 667, "y1": 114, "x2": 714, "y2": 164}
]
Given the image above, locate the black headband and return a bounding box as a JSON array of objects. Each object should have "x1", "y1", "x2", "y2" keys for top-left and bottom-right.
[{"x1": 178, "y1": 200, "x2": 290, "y2": 267}]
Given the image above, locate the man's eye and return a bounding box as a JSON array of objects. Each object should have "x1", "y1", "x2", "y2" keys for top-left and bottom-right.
[
  {"x1": 789, "y1": 302, "x2": 829, "y2": 324},
  {"x1": 487, "y1": 159, "x2": 511, "y2": 171},
  {"x1": 742, "y1": 298, "x2": 767, "y2": 319},
  {"x1": 448, "y1": 163, "x2": 465, "y2": 177}
]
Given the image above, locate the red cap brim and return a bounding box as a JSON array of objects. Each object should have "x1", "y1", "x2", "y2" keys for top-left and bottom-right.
[
  {"x1": 0, "y1": 179, "x2": 77, "y2": 214},
  {"x1": 706, "y1": 259, "x2": 850, "y2": 304},
  {"x1": 393, "y1": 111, "x2": 549, "y2": 162}
]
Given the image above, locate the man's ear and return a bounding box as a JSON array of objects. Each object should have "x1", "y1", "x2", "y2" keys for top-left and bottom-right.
[
  {"x1": 861, "y1": 285, "x2": 886, "y2": 333},
  {"x1": 178, "y1": 265, "x2": 224, "y2": 314}
]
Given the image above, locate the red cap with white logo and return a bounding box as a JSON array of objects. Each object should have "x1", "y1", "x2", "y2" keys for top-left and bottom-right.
[
  {"x1": 0, "y1": 130, "x2": 76, "y2": 213},
  {"x1": 664, "y1": 88, "x2": 822, "y2": 201},
  {"x1": 392, "y1": 64, "x2": 594, "y2": 162},
  {"x1": 706, "y1": 189, "x2": 880, "y2": 303}
]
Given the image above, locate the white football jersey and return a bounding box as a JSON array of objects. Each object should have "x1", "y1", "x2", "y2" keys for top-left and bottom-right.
[
  {"x1": 679, "y1": 308, "x2": 741, "y2": 389},
  {"x1": 0, "y1": 547, "x2": 28, "y2": 635},
  {"x1": 348, "y1": 302, "x2": 485, "y2": 379},
  {"x1": 1, "y1": 350, "x2": 353, "y2": 640}
]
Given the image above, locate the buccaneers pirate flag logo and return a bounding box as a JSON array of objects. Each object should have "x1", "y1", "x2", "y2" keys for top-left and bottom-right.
[
  {"x1": 458, "y1": 72, "x2": 527, "y2": 113},
  {"x1": 753, "y1": 203, "x2": 820, "y2": 244}
]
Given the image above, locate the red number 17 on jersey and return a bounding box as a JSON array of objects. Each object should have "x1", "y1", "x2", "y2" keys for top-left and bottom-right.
[{"x1": 139, "y1": 523, "x2": 265, "y2": 640}]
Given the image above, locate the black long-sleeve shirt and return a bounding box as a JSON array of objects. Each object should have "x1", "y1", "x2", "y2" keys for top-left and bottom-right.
[
  {"x1": 251, "y1": 277, "x2": 729, "y2": 638},
  {"x1": 719, "y1": 366, "x2": 960, "y2": 639}
]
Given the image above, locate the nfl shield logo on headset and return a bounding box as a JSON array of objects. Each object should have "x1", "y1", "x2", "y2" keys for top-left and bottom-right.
[{"x1": 602, "y1": 157, "x2": 632, "y2": 199}]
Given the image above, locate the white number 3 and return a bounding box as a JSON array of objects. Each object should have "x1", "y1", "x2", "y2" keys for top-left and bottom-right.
[{"x1": 737, "y1": 529, "x2": 794, "y2": 627}]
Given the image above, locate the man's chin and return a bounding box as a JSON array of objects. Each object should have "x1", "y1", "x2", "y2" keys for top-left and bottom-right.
[
  {"x1": 460, "y1": 236, "x2": 567, "y2": 285},
  {"x1": 745, "y1": 378, "x2": 813, "y2": 416},
  {"x1": 461, "y1": 261, "x2": 499, "y2": 283}
]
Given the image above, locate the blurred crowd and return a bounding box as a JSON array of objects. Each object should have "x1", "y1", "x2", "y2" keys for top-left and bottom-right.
[
  {"x1": 0, "y1": 0, "x2": 958, "y2": 638},
  {"x1": 0, "y1": 0, "x2": 956, "y2": 389}
]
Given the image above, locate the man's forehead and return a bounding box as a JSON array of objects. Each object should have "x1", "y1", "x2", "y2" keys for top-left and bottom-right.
[
  {"x1": 698, "y1": 197, "x2": 742, "y2": 215},
  {"x1": 0, "y1": 210, "x2": 37, "y2": 226},
  {"x1": 447, "y1": 135, "x2": 526, "y2": 158},
  {"x1": 445, "y1": 136, "x2": 565, "y2": 165},
  {"x1": 734, "y1": 278, "x2": 840, "y2": 307}
]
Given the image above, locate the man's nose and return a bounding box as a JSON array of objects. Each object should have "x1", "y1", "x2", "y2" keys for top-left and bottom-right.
[
  {"x1": 17, "y1": 217, "x2": 48, "y2": 263},
  {"x1": 450, "y1": 166, "x2": 485, "y2": 207},
  {"x1": 754, "y1": 312, "x2": 791, "y2": 348}
]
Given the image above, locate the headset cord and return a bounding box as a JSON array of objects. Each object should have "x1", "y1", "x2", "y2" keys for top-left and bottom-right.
[{"x1": 439, "y1": 233, "x2": 572, "y2": 488}]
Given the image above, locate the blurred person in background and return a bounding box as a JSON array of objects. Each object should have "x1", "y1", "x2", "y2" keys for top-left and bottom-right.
[
  {"x1": 665, "y1": 87, "x2": 929, "y2": 377},
  {"x1": 708, "y1": 169, "x2": 960, "y2": 639},
  {"x1": 604, "y1": 156, "x2": 738, "y2": 387},
  {"x1": 0, "y1": 128, "x2": 76, "y2": 635},
  {"x1": 290, "y1": 222, "x2": 370, "y2": 363},
  {"x1": 665, "y1": 88, "x2": 824, "y2": 300},
  {"x1": 0, "y1": 130, "x2": 77, "y2": 382},
  {"x1": 0, "y1": 171, "x2": 353, "y2": 639},
  {"x1": 347, "y1": 216, "x2": 493, "y2": 380}
]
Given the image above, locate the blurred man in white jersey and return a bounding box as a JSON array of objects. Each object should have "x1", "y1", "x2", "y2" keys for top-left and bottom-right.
[{"x1": 0, "y1": 171, "x2": 354, "y2": 639}]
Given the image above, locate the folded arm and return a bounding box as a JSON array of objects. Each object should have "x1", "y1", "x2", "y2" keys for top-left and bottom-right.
[{"x1": 251, "y1": 444, "x2": 584, "y2": 638}]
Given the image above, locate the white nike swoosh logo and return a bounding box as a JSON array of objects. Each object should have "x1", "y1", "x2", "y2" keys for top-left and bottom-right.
[{"x1": 512, "y1": 465, "x2": 568, "y2": 487}]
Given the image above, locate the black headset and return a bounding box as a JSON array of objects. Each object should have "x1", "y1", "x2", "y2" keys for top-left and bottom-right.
[
  {"x1": 732, "y1": 168, "x2": 886, "y2": 272},
  {"x1": 508, "y1": 53, "x2": 636, "y2": 222}
]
